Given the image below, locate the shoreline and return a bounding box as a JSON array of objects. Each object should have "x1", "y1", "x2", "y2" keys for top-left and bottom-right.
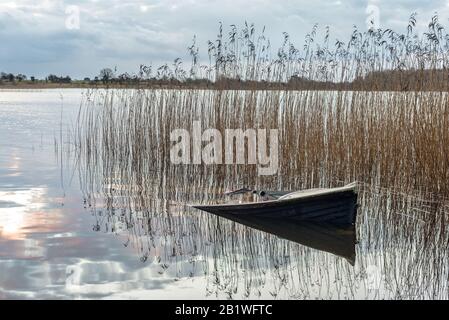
[{"x1": 1, "y1": 82, "x2": 448, "y2": 92}]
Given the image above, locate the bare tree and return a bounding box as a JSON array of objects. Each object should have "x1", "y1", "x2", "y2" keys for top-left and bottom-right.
[{"x1": 99, "y1": 68, "x2": 115, "y2": 83}]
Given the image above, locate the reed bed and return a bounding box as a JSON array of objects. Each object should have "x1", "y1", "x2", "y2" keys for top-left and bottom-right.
[
  {"x1": 75, "y1": 14, "x2": 449, "y2": 199},
  {"x1": 76, "y1": 88, "x2": 449, "y2": 199},
  {"x1": 70, "y1": 15, "x2": 449, "y2": 299},
  {"x1": 73, "y1": 90, "x2": 449, "y2": 299},
  {"x1": 139, "y1": 14, "x2": 449, "y2": 90}
]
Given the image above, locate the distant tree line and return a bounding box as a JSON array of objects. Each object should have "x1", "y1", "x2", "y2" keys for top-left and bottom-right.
[
  {"x1": 46, "y1": 74, "x2": 72, "y2": 83},
  {"x1": 0, "y1": 72, "x2": 72, "y2": 84},
  {"x1": 90, "y1": 67, "x2": 449, "y2": 91},
  {"x1": 0, "y1": 72, "x2": 28, "y2": 82},
  {"x1": 1, "y1": 67, "x2": 449, "y2": 91}
]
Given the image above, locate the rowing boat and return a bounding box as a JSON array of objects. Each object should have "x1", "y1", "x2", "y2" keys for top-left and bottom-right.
[{"x1": 191, "y1": 182, "x2": 358, "y2": 225}]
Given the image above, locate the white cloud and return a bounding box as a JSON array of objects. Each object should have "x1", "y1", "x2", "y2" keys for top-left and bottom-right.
[{"x1": 1, "y1": 0, "x2": 448, "y2": 78}]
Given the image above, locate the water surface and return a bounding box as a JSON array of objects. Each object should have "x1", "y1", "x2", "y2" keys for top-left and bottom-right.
[{"x1": 0, "y1": 89, "x2": 447, "y2": 299}]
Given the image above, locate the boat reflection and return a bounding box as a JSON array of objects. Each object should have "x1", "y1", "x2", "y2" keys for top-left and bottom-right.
[{"x1": 211, "y1": 213, "x2": 356, "y2": 265}]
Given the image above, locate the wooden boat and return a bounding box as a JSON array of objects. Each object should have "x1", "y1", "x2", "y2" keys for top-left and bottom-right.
[
  {"x1": 192, "y1": 182, "x2": 358, "y2": 225},
  {"x1": 212, "y1": 214, "x2": 356, "y2": 265}
]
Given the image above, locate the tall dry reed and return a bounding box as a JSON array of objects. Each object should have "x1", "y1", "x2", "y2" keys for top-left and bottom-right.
[{"x1": 69, "y1": 15, "x2": 449, "y2": 299}]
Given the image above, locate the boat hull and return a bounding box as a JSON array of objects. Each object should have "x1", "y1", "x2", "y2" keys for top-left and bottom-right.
[{"x1": 193, "y1": 189, "x2": 358, "y2": 225}]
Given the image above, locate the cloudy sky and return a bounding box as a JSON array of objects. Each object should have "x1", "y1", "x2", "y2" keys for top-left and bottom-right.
[{"x1": 1, "y1": 0, "x2": 449, "y2": 79}]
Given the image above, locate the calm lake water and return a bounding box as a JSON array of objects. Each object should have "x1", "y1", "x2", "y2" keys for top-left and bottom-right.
[{"x1": 0, "y1": 89, "x2": 448, "y2": 299}]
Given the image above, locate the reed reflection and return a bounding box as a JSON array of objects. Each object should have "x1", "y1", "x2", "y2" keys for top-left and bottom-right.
[{"x1": 77, "y1": 162, "x2": 449, "y2": 299}]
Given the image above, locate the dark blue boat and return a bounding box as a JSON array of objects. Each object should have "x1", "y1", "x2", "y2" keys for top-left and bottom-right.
[{"x1": 192, "y1": 182, "x2": 358, "y2": 226}]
